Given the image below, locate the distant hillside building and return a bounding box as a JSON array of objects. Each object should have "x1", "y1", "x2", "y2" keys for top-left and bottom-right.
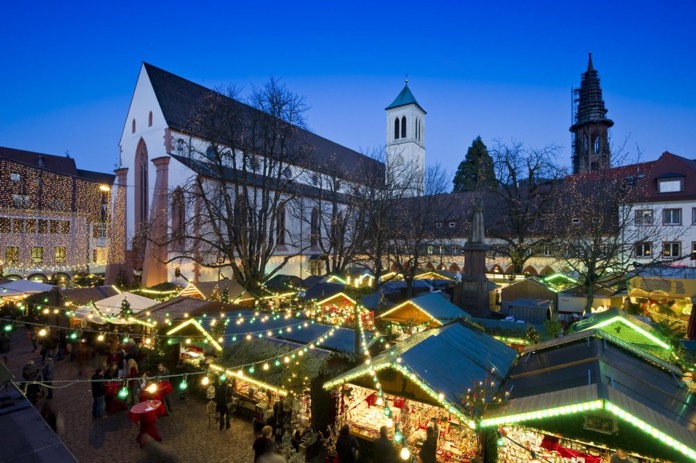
[
  {"x1": 0, "y1": 147, "x2": 115, "y2": 284},
  {"x1": 570, "y1": 53, "x2": 614, "y2": 174}
]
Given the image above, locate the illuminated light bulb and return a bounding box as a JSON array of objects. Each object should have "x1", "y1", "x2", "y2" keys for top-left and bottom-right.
[
  {"x1": 394, "y1": 432, "x2": 403, "y2": 443},
  {"x1": 246, "y1": 334, "x2": 252, "y2": 341},
  {"x1": 179, "y1": 379, "x2": 188, "y2": 391},
  {"x1": 219, "y1": 373, "x2": 227, "y2": 382},
  {"x1": 185, "y1": 338, "x2": 191, "y2": 344},
  {"x1": 218, "y1": 337, "x2": 223, "y2": 342},
  {"x1": 284, "y1": 356, "x2": 290, "y2": 364},
  {"x1": 386, "y1": 418, "x2": 393, "y2": 427},
  {"x1": 263, "y1": 363, "x2": 270, "y2": 371},
  {"x1": 376, "y1": 397, "x2": 384, "y2": 406},
  {"x1": 248, "y1": 366, "x2": 255, "y2": 374},
  {"x1": 123, "y1": 337, "x2": 130, "y2": 343},
  {"x1": 118, "y1": 385, "x2": 129, "y2": 399},
  {"x1": 147, "y1": 383, "x2": 158, "y2": 394},
  {"x1": 400, "y1": 447, "x2": 410, "y2": 460},
  {"x1": 202, "y1": 376, "x2": 210, "y2": 386}
]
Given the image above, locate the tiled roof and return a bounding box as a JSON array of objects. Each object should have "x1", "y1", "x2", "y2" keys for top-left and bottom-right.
[
  {"x1": 143, "y1": 63, "x2": 384, "y2": 185},
  {"x1": 0, "y1": 146, "x2": 114, "y2": 184},
  {"x1": 385, "y1": 84, "x2": 426, "y2": 113}
]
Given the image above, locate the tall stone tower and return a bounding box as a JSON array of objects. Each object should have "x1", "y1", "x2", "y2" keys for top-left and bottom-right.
[
  {"x1": 386, "y1": 81, "x2": 426, "y2": 195},
  {"x1": 570, "y1": 53, "x2": 614, "y2": 174}
]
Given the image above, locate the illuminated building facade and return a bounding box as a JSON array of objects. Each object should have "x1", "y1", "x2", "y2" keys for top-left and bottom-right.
[{"x1": 0, "y1": 147, "x2": 115, "y2": 284}]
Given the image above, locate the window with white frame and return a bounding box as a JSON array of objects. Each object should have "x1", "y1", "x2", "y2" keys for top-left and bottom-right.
[
  {"x1": 663, "y1": 208, "x2": 682, "y2": 225},
  {"x1": 634, "y1": 209, "x2": 653, "y2": 226},
  {"x1": 448, "y1": 222, "x2": 456, "y2": 228},
  {"x1": 663, "y1": 241, "x2": 681, "y2": 259},
  {"x1": 635, "y1": 242, "x2": 652, "y2": 257},
  {"x1": 658, "y1": 178, "x2": 683, "y2": 193}
]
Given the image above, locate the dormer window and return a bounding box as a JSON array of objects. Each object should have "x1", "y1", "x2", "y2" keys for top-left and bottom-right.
[
  {"x1": 658, "y1": 177, "x2": 683, "y2": 193},
  {"x1": 435, "y1": 222, "x2": 443, "y2": 229},
  {"x1": 571, "y1": 217, "x2": 581, "y2": 225},
  {"x1": 448, "y1": 222, "x2": 456, "y2": 228}
]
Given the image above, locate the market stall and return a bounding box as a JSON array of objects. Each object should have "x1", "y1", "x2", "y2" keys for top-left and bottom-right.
[
  {"x1": 324, "y1": 322, "x2": 518, "y2": 462},
  {"x1": 480, "y1": 329, "x2": 696, "y2": 462},
  {"x1": 567, "y1": 307, "x2": 671, "y2": 356},
  {"x1": 378, "y1": 291, "x2": 470, "y2": 335}
]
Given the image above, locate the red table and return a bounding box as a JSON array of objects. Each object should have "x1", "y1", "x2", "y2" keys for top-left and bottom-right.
[
  {"x1": 128, "y1": 400, "x2": 163, "y2": 446},
  {"x1": 139, "y1": 381, "x2": 173, "y2": 416},
  {"x1": 104, "y1": 381, "x2": 128, "y2": 415},
  {"x1": 540, "y1": 435, "x2": 601, "y2": 463}
]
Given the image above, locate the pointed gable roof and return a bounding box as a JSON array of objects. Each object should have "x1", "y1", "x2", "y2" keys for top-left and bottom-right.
[
  {"x1": 141, "y1": 63, "x2": 384, "y2": 185},
  {"x1": 385, "y1": 84, "x2": 426, "y2": 113}
]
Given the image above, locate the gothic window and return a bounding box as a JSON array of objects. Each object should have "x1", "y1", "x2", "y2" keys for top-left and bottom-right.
[
  {"x1": 583, "y1": 134, "x2": 589, "y2": 152},
  {"x1": 148, "y1": 111, "x2": 153, "y2": 127},
  {"x1": 206, "y1": 145, "x2": 217, "y2": 161},
  {"x1": 277, "y1": 203, "x2": 286, "y2": 245},
  {"x1": 311, "y1": 207, "x2": 320, "y2": 247},
  {"x1": 394, "y1": 118, "x2": 400, "y2": 140},
  {"x1": 132, "y1": 119, "x2": 136, "y2": 133},
  {"x1": 401, "y1": 116, "x2": 407, "y2": 138},
  {"x1": 134, "y1": 139, "x2": 149, "y2": 231},
  {"x1": 593, "y1": 136, "x2": 600, "y2": 154}
]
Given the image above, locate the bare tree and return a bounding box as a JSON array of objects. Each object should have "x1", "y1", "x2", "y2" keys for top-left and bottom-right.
[
  {"x1": 165, "y1": 79, "x2": 311, "y2": 295},
  {"x1": 386, "y1": 163, "x2": 452, "y2": 298},
  {"x1": 487, "y1": 141, "x2": 565, "y2": 273},
  {"x1": 548, "y1": 163, "x2": 689, "y2": 313}
]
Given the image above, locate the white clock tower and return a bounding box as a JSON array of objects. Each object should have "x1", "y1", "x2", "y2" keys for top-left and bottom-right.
[{"x1": 386, "y1": 81, "x2": 426, "y2": 196}]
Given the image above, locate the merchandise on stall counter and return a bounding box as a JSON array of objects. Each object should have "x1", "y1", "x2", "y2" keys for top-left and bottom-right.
[{"x1": 340, "y1": 385, "x2": 478, "y2": 462}]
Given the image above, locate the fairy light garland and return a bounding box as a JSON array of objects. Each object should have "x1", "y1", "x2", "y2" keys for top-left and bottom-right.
[{"x1": 0, "y1": 158, "x2": 117, "y2": 276}]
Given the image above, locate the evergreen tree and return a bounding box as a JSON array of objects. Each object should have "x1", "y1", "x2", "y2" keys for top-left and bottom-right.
[{"x1": 452, "y1": 136, "x2": 495, "y2": 192}]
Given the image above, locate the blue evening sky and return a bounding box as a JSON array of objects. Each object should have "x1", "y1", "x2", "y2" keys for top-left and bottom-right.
[{"x1": 1, "y1": 1, "x2": 695, "y2": 178}]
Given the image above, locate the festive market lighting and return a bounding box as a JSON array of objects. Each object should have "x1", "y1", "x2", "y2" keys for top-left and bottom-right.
[
  {"x1": 3, "y1": 324, "x2": 12, "y2": 332},
  {"x1": 479, "y1": 400, "x2": 604, "y2": 428},
  {"x1": 38, "y1": 328, "x2": 47, "y2": 337},
  {"x1": 263, "y1": 363, "x2": 270, "y2": 371},
  {"x1": 219, "y1": 373, "x2": 227, "y2": 382},
  {"x1": 118, "y1": 384, "x2": 129, "y2": 399},
  {"x1": 123, "y1": 337, "x2": 129, "y2": 343},
  {"x1": 399, "y1": 447, "x2": 410, "y2": 460},
  {"x1": 604, "y1": 402, "x2": 696, "y2": 461},
  {"x1": 202, "y1": 376, "x2": 210, "y2": 386},
  {"x1": 147, "y1": 383, "x2": 158, "y2": 394},
  {"x1": 587, "y1": 317, "x2": 671, "y2": 350},
  {"x1": 97, "y1": 334, "x2": 104, "y2": 342},
  {"x1": 179, "y1": 378, "x2": 188, "y2": 391}
]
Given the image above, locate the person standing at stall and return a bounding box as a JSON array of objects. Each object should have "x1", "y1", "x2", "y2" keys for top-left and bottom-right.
[
  {"x1": 336, "y1": 424, "x2": 359, "y2": 463},
  {"x1": 214, "y1": 377, "x2": 231, "y2": 430},
  {"x1": 253, "y1": 425, "x2": 276, "y2": 462},
  {"x1": 157, "y1": 363, "x2": 173, "y2": 412},
  {"x1": 610, "y1": 449, "x2": 636, "y2": 463},
  {"x1": 374, "y1": 426, "x2": 397, "y2": 463},
  {"x1": 91, "y1": 368, "x2": 106, "y2": 419},
  {"x1": 418, "y1": 426, "x2": 437, "y2": 463}
]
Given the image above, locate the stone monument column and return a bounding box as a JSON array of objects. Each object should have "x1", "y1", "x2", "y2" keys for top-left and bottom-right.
[{"x1": 457, "y1": 197, "x2": 491, "y2": 317}]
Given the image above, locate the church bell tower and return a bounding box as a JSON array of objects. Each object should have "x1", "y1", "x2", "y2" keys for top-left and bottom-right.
[
  {"x1": 570, "y1": 53, "x2": 614, "y2": 174},
  {"x1": 386, "y1": 80, "x2": 426, "y2": 195}
]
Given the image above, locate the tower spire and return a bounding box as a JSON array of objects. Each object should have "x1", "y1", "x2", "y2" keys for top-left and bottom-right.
[{"x1": 570, "y1": 54, "x2": 613, "y2": 174}]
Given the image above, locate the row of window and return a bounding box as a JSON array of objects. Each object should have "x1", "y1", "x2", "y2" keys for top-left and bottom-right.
[
  {"x1": 393, "y1": 116, "x2": 422, "y2": 141},
  {"x1": 0, "y1": 218, "x2": 71, "y2": 234},
  {"x1": 131, "y1": 111, "x2": 154, "y2": 133},
  {"x1": 4, "y1": 246, "x2": 66, "y2": 264},
  {"x1": 634, "y1": 208, "x2": 696, "y2": 226},
  {"x1": 635, "y1": 241, "x2": 696, "y2": 259},
  {"x1": 3, "y1": 246, "x2": 107, "y2": 265}
]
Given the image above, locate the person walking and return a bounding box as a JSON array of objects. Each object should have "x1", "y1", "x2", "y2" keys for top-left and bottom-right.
[
  {"x1": 214, "y1": 377, "x2": 231, "y2": 430},
  {"x1": 0, "y1": 331, "x2": 11, "y2": 364},
  {"x1": 91, "y1": 368, "x2": 106, "y2": 419},
  {"x1": 374, "y1": 426, "x2": 397, "y2": 463},
  {"x1": 157, "y1": 363, "x2": 173, "y2": 412},
  {"x1": 336, "y1": 424, "x2": 360, "y2": 463},
  {"x1": 42, "y1": 357, "x2": 55, "y2": 399},
  {"x1": 418, "y1": 426, "x2": 438, "y2": 463},
  {"x1": 253, "y1": 425, "x2": 276, "y2": 462},
  {"x1": 22, "y1": 359, "x2": 41, "y2": 402},
  {"x1": 126, "y1": 358, "x2": 139, "y2": 405}
]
